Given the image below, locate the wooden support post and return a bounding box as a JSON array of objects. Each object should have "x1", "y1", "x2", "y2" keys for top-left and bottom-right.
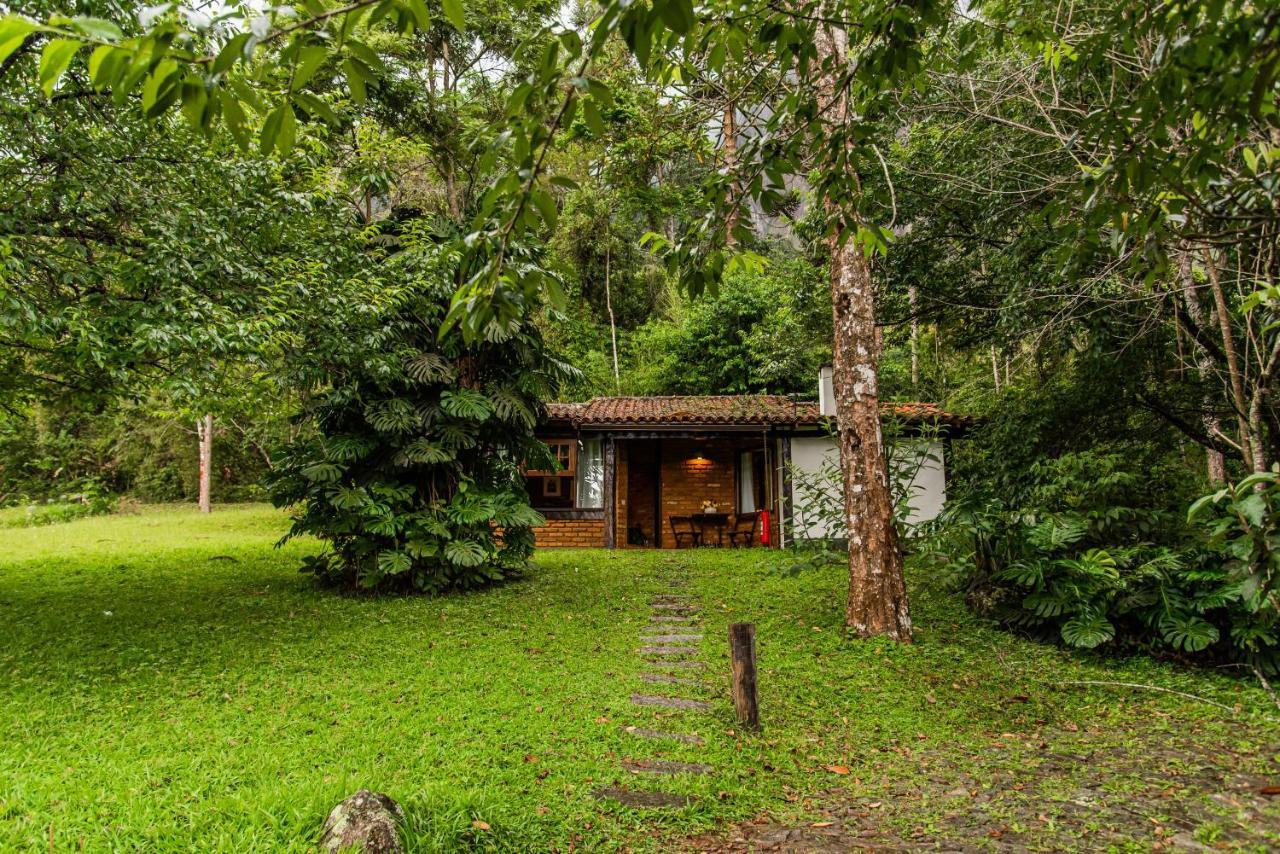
[{"x1": 729, "y1": 622, "x2": 760, "y2": 731}]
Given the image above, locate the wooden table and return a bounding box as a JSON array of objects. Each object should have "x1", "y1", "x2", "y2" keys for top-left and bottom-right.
[{"x1": 694, "y1": 512, "x2": 730, "y2": 547}]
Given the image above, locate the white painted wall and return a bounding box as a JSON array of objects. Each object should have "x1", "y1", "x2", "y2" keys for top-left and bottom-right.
[{"x1": 787, "y1": 436, "x2": 947, "y2": 542}]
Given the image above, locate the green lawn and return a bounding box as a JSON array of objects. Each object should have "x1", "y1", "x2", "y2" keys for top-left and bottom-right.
[{"x1": 1, "y1": 505, "x2": 1276, "y2": 851}]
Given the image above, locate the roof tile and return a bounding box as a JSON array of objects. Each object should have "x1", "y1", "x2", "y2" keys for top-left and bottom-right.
[{"x1": 543, "y1": 395, "x2": 968, "y2": 429}]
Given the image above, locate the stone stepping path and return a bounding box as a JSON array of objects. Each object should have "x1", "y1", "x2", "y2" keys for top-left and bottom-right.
[
  {"x1": 596, "y1": 562, "x2": 719, "y2": 812},
  {"x1": 621, "y1": 758, "x2": 714, "y2": 776},
  {"x1": 622, "y1": 726, "x2": 704, "y2": 745},
  {"x1": 630, "y1": 693, "x2": 711, "y2": 710}
]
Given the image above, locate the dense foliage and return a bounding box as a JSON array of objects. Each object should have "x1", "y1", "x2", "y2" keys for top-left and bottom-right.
[{"x1": 268, "y1": 236, "x2": 568, "y2": 592}]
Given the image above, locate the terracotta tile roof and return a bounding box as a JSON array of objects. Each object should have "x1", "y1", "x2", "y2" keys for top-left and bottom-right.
[{"x1": 543, "y1": 396, "x2": 968, "y2": 430}]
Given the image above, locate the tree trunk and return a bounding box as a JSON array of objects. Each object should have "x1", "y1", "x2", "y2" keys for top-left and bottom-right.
[
  {"x1": 197, "y1": 413, "x2": 213, "y2": 514},
  {"x1": 604, "y1": 238, "x2": 621, "y2": 392},
  {"x1": 1177, "y1": 251, "x2": 1227, "y2": 483},
  {"x1": 722, "y1": 100, "x2": 739, "y2": 243},
  {"x1": 908, "y1": 284, "x2": 920, "y2": 388},
  {"x1": 1203, "y1": 248, "x2": 1257, "y2": 470},
  {"x1": 814, "y1": 18, "x2": 912, "y2": 641}
]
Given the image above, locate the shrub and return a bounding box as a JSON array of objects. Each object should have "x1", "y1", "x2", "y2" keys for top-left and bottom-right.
[
  {"x1": 268, "y1": 240, "x2": 569, "y2": 593},
  {"x1": 923, "y1": 453, "x2": 1280, "y2": 673},
  {"x1": 0, "y1": 481, "x2": 116, "y2": 528}
]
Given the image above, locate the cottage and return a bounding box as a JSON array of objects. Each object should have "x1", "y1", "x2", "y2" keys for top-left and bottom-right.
[{"x1": 526, "y1": 369, "x2": 968, "y2": 549}]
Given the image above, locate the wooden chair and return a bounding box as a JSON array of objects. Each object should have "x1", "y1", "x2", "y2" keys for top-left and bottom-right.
[
  {"x1": 727, "y1": 512, "x2": 760, "y2": 548},
  {"x1": 668, "y1": 515, "x2": 703, "y2": 549}
]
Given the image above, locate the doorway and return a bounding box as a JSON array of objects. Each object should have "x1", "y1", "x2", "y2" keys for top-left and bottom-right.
[{"x1": 625, "y1": 440, "x2": 661, "y2": 547}]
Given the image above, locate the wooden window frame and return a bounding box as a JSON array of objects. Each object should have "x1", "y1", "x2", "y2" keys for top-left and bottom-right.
[{"x1": 526, "y1": 440, "x2": 576, "y2": 477}]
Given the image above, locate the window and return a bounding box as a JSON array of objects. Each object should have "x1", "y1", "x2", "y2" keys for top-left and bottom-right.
[
  {"x1": 525, "y1": 436, "x2": 605, "y2": 510},
  {"x1": 575, "y1": 438, "x2": 604, "y2": 509},
  {"x1": 737, "y1": 450, "x2": 766, "y2": 512},
  {"x1": 737, "y1": 451, "x2": 756, "y2": 512}
]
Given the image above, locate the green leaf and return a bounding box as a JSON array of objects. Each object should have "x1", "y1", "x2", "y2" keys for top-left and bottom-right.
[
  {"x1": 1237, "y1": 493, "x2": 1267, "y2": 528},
  {"x1": 292, "y1": 91, "x2": 338, "y2": 125},
  {"x1": 291, "y1": 45, "x2": 329, "y2": 90},
  {"x1": 378, "y1": 549, "x2": 412, "y2": 576},
  {"x1": 440, "y1": 389, "x2": 492, "y2": 421},
  {"x1": 658, "y1": 0, "x2": 695, "y2": 34},
  {"x1": 444, "y1": 539, "x2": 486, "y2": 567},
  {"x1": 300, "y1": 462, "x2": 343, "y2": 483},
  {"x1": 530, "y1": 188, "x2": 557, "y2": 230},
  {"x1": 404, "y1": 0, "x2": 431, "y2": 29},
  {"x1": 441, "y1": 0, "x2": 466, "y2": 31},
  {"x1": 39, "y1": 39, "x2": 82, "y2": 97},
  {"x1": 0, "y1": 16, "x2": 35, "y2": 67},
  {"x1": 213, "y1": 32, "x2": 251, "y2": 75},
  {"x1": 70, "y1": 16, "x2": 123, "y2": 41},
  {"x1": 275, "y1": 102, "x2": 297, "y2": 154},
  {"x1": 345, "y1": 39, "x2": 384, "y2": 73},
  {"x1": 179, "y1": 76, "x2": 208, "y2": 131},
  {"x1": 1061, "y1": 612, "x2": 1115, "y2": 648},
  {"x1": 581, "y1": 98, "x2": 604, "y2": 136},
  {"x1": 343, "y1": 57, "x2": 368, "y2": 104},
  {"x1": 140, "y1": 59, "x2": 180, "y2": 117},
  {"x1": 87, "y1": 45, "x2": 126, "y2": 90},
  {"x1": 221, "y1": 91, "x2": 250, "y2": 148}
]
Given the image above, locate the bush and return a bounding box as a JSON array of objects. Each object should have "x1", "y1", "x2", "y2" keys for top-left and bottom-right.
[
  {"x1": 268, "y1": 240, "x2": 568, "y2": 593},
  {"x1": 922, "y1": 453, "x2": 1280, "y2": 673},
  {"x1": 0, "y1": 482, "x2": 116, "y2": 528}
]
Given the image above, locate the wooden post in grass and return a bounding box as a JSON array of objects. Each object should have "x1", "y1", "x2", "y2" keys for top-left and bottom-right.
[{"x1": 729, "y1": 622, "x2": 760, "y2": 730}]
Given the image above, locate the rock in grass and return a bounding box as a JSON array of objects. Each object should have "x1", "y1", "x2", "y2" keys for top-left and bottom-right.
[{"x1": 319, "y1": 790, "x2": 405, "y2": 854}]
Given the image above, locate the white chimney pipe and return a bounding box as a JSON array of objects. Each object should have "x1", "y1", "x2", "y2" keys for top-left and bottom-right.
[{"x1": 819, "y1": 364, "x2": 835, "y2": 416}]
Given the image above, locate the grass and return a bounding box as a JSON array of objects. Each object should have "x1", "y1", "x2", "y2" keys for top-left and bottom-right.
[{"x1": 1, "y1": 504, "x2": 1276, "y2": 851}]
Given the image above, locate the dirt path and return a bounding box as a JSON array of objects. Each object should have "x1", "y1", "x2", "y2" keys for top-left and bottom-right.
[{"x1": 680, "y1": 729, "x2": 1279, "y2": 851}]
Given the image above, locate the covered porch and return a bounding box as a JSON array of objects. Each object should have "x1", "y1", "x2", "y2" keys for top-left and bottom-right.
[{"x1": 615, "y1": 432, "x2": 782, "y2": 549}]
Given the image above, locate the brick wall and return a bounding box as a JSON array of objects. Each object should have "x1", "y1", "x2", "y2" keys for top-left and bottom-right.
[
  {"x1": 659, "y1": 439, "x2": 737, "y2": 548},
  {"x1": 533, "y1": 517, "x2": 605, "y2": 548}
]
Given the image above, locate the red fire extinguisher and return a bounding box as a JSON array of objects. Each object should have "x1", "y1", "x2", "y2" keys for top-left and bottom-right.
[{"x1": 759, "y1": 509, "x2": 771, "y2": 546}]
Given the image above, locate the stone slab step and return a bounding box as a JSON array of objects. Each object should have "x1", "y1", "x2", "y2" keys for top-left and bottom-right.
[
  {"x1": 652, "y1": 603, "x2": 699, "y2": 612},
  {"x1": 639, "y1": 673, "x2": 702, "y2": 687},
  {"x1": 630, "y1": 694, "x2": 712, "y2": 711},
  {"x1": 641, "y1": 634, "x2": 702, "y2": 643},
  {"x1": 622, "y1": 758, "x2": 714, "y2": 776},
  {"x1": 643, "y1": 659, "x2": 706, "y2": 669},
  {"x1": 650, "y1": 615, "x2": 701, "y2": 623},
  {"x1": 593, "y1": 787, "x2": 693, "y2": 809},
  {"x1": 639, "y1": 645, "x2": 698, "y2": 655},
  {"x1": 621, "y1": 725, "x2": 704, "y2": 745}
]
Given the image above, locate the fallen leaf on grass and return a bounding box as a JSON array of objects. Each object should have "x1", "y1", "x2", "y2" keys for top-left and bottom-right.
[
  {"x1": 811, "y1": 821, "x2": 834, "y2": 828},
  {"x1": 1260, "y1": 786, "x2": 1280, "y2": 796},
  {"x1": 536, "y1": 806, "x2": 549, "y2": 815},
  {"x1": 824, "y1": 765, "x2": 850, "y2": 775},
  {"x1": 472, "y1": 820, "x2": 490, "y2": 831}
]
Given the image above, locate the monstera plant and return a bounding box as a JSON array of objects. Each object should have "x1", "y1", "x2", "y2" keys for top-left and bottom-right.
[{"x1": 269, "y1": 237, "x2": 571, "y2": 592}]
